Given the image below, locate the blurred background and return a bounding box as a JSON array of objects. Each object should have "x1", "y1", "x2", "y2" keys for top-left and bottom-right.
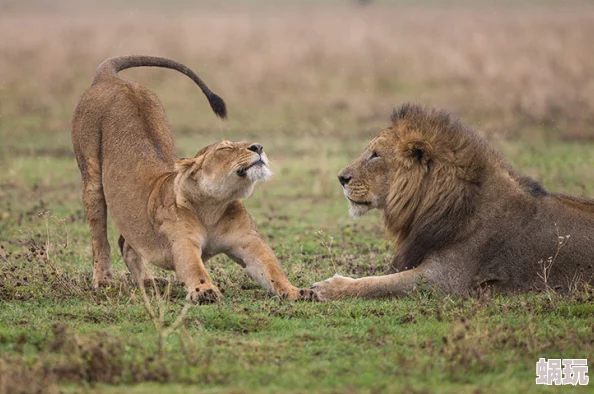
[{"x1": 3, "y1": 0, "x2": 594, "y2": 139}]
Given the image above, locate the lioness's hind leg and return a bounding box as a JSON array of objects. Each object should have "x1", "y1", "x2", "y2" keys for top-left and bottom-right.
[
  {"x1": 80, "y1": 161, "x2": 113, "y2": 288},
  {"x1": 118, "y1": 235, "x2": 167, "y2": 289}
]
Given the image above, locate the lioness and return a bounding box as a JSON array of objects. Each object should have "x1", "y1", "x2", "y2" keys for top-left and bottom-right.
[
  {"x1": 312, "y1": 104, "x2": 594, "y2": 300},
  {"x1": 72, "y1": 55, "x2": 309, "y2": 302}
]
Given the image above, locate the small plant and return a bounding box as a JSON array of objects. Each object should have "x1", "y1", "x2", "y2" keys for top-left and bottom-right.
[
  {"x1": 315, "y1": 229, "x2": 337, "y2": 273},
  {"x1": 537, "y1": 224, "x2": 570, "y2": 303},
  {"x1": 138, "y1": 273, "x2": 194, "y2": 359}
]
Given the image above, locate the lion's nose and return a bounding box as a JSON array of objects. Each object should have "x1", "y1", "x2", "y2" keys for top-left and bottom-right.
[
  {"x1": 248, "y1": 144, "x2": 263, "y2": 155},
  {"x1": 338, "y1": 175, "x2": 351, "y2": 186}
]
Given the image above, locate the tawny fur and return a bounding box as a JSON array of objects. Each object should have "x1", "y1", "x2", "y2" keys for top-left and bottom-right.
[
  {"x1": 313, "y1": 104, "x2": 594, "y2": 300},
  {"x1": 72, "y1": 55, "x2": 310, "y2": 302}
]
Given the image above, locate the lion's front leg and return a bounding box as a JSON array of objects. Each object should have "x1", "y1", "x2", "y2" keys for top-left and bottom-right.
[
  {"x1": 311, "y1": 268, "x2": 428, "y2": 301},
  {"x1": 172, "y1": 239, "x2": 222, "y2": 304},
  {"x1": 226, "y1": 235, "x2": 313, "y2": 300}
]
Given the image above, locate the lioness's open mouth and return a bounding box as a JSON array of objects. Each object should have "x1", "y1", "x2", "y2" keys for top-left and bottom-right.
[
  {"x1": 237, "y1": 160, "x2": 265, "y2": 177},
  {"x1": 347, "y1": 197, "x2": 372, "y2": 206}
]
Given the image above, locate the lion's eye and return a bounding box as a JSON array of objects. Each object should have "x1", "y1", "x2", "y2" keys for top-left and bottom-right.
[
  {"x1": 369, "y1": 151, "x2": 379, "y2": 160},
  {"x1": 217, "y1": 146, "x2": 233, "y2": 152}
]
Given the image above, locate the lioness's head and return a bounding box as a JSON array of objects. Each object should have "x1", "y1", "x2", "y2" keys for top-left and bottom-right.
[{"x1": 175, "y1": 140, "x2": 271, "y2": 201}]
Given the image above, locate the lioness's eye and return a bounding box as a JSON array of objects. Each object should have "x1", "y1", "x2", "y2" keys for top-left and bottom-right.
[
  {"x1": 217, "y1": 146, "x2": 233, "y2": 151},
  {"x1": 369, "y1": 151, "x2": 379, "y2": 160}
]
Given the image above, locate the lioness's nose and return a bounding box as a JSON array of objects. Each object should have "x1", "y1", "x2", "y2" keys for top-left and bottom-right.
[
  {"x1": 248, "y1": 144, "x2": 263, "y2": 155},
  {"x1": 338, "y1": 175, "x2": 351, "y2": 186}
]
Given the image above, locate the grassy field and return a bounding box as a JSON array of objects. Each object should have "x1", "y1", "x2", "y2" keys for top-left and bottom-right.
[{"x1": 1, "y1": 1, "x2": 593, "y2": 393}]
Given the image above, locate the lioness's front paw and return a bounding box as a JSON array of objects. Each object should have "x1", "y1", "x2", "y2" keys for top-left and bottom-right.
[
  {"x1": 278, "y1": 286, "x2": 303, "y2": 301},
  {"x1": 311, "y1": 274, "x2": 356, "y2": 301},
  {"x1": 186, "y1": 284, "x2": 223, "y2": 304}
]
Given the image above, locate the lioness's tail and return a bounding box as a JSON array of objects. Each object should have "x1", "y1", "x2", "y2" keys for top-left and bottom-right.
[{"x1": 92, "y1": 55, "x2": 227, "y2": 119}]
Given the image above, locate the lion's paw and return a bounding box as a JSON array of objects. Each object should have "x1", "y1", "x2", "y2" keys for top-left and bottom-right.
[
  {"x1": 297, "y1": 288, "x2": 319, "y2": 302},
  {"x1": 186, "y1": 284, "x2": 223, "y2": 304},
  {"x1": 310, "y1": 274, "x2": 356, "y2": 301}
]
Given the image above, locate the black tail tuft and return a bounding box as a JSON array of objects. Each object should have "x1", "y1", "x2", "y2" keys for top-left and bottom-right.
[{"x1": 207, "y1": 93, "x2": 227, "y2": 119}]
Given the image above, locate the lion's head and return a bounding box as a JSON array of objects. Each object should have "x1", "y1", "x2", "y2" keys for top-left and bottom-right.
[
  {"x1": 175, "y1": 140, "x2": 271, "y2": 202},
  {"x1": 339, "y1": 104, "x2": 496, "y2": 271}
]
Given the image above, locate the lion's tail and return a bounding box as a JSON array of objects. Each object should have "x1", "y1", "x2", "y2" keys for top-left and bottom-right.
[{"x1": 92, "y1": 55, "x2": 227, "y2": 119}]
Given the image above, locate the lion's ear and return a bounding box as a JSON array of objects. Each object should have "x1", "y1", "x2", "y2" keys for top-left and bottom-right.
[
  {"x1": 174, "y1": 158, "x2": 195, "y2": 173},
  {"x1": 398, "y1": 139, "x2": 433, "y2": 165}
]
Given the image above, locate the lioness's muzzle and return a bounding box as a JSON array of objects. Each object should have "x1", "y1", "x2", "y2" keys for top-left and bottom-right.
[{"x1": 237, "y1": 159, "x2": 265, "y2": 177}]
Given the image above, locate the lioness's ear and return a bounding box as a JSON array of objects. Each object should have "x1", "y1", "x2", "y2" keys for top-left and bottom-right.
[
  {"x1": 175, "y1": 158, "x2": 195, "y2": 173},
  {"x1": 398, "y1": 138, "x2": 433, "y2": 165}
]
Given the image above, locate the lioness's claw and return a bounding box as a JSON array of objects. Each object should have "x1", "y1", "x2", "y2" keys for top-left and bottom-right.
[
  {"x1": 311, "y1": 274, "x2": 355, "y2": 301},
  {"x1": 187, "y1": 285, "x2": 223, "y2": 304}
]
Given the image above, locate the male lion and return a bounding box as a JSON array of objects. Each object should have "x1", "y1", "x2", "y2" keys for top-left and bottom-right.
[
  {"x1": 312, "y1": 104, "x2": 594, "y2": 300},
  {"x1": 72, "y1": 55, "x2": 310, "y2": 302}
]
